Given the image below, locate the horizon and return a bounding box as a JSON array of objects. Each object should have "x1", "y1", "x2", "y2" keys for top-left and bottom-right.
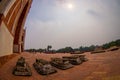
[
  {"x1": 25, "y1": 0, "x2": 120, "y2": 49},
  {"x1": 25, "y1": 39, "x2": 120, "y2": 50}
]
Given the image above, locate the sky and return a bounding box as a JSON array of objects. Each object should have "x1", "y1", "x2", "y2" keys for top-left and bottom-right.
[{"x1": 25, "y1": 0, "x2": 120, "y2": 50}]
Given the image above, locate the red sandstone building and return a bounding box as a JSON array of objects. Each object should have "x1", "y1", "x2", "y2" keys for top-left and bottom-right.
[{"x1": 0, "y1": 0, "x2": 32, "y2": 56}]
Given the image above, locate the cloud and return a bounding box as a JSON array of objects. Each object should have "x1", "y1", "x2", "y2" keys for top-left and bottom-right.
[
  {"x1": 25, "y1": 0, "x2": 120, "y2": 49},
  {"x1": 116, "y1": 0, "x2": 120, "y2": 5},
  {"x1": 87, "y1": 9, "x2": 100, "y2": 17}
]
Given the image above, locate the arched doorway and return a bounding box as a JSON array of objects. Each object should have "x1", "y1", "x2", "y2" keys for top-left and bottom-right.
[{"x1": 13, "y1": 2, "x2": 28, "y2": 53}]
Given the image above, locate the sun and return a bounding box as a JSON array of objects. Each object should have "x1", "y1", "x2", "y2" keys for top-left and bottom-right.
[{"x1": 67, "y1": 3, "x2": 73, "y2": 9}]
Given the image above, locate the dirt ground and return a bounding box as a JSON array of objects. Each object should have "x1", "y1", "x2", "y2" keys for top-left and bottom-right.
[
  {"x1": 0, "y1": 54, "x2": 18, "y2": 68},
  {"x1": 0, "y1": 49, "x2": 120, "y2": 80}
]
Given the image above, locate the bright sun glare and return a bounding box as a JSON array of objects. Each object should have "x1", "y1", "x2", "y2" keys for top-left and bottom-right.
[{"x1": 67, "y1": 3, "x2": 73, "y2": 9}]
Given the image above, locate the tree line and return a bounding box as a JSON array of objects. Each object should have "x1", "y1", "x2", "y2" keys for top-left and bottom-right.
[
  {"x1": 25, "y1": 39, "x2": 120, "y2": 53},
  {"x1": 102, "y1": 39, "x2": 120, "y2": 49}
]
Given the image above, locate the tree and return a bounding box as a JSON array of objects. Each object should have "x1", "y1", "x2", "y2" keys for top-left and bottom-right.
[
  {"x1": 89, "y1": 45, "x2": 96, "y2": 51},
  {"x1": 116, "y1": 39, "x2": 120, "y2": 46},
  {"x1": 78, "y1": 45, "x2": 96, "y2": 52},
  {"x1": 102, "y1": 39, "x2": 120, "y2": 49},
  {"x1": 56, "y1": 47, "x2": 74, "y2": 53},
  {"x1": 47, "y1": 45, "x2": 52, "y2": 52},
  {"x1": 64, "y1": 47, "x2": 74, "y2": 53},
  {"x1": 38, "y1": 48, "x2": 44, "y2": 53}
]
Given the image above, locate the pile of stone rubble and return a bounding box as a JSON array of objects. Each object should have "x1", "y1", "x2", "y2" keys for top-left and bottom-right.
[{"x1": 13, "y1": 55, "x2": 88, "y2": 76}]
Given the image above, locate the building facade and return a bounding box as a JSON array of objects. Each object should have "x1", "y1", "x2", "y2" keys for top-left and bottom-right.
[{"x1": 0, "y1": 0, "x2": 32, "y2": 56}]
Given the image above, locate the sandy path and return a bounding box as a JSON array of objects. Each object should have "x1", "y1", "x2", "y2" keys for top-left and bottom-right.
[{"x1": 0, "y1": 50, "x2": 120, "y2": 80}]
